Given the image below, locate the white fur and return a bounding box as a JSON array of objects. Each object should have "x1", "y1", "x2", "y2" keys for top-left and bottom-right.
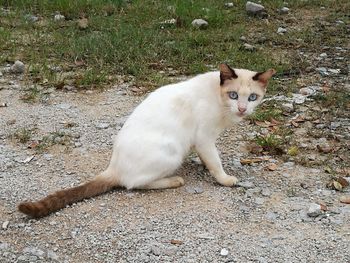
[{"x1": 102, "y1": 69, "x2": 267, "y2": 189}]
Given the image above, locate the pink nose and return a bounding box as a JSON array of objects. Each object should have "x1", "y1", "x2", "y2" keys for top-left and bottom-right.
[{"x1": 238, "y1": 107, "x2": 247, "y2": 113}]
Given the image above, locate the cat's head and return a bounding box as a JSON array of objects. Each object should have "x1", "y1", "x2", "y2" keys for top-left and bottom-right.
[{"x1": 219, "y1": 63, "x2": 275, "y2": 121}]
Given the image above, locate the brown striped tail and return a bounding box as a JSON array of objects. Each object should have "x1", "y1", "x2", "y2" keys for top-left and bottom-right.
[{"x1": 18, "y1": 176, "x2": 116, "y2": 218}]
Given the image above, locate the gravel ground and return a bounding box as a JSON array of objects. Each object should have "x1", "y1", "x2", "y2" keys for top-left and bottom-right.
[{"x1": 1, "y1": 75, "x2": 349, "y2": 263}]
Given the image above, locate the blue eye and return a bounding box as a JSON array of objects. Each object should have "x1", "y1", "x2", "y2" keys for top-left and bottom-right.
[
  {"x1": 228, "y1": 91, "x2": 238, "y2": 100},
  {"x1": 248, "y1": 93, "x2": 258, "y2": 101}
]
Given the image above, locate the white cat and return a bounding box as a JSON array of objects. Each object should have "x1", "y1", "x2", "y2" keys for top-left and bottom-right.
[{"x1": 18, "y1": 64, "x2": 275, "y2": 218}]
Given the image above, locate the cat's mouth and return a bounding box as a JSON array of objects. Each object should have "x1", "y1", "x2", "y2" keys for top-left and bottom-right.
[{"x1": 236, "y1": 112, "x2": 246, "y2": 117}]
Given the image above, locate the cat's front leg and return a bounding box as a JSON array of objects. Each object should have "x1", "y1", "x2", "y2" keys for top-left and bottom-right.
[{"x1": 195, "y1": 143, "x2": 238, "y2": 187}]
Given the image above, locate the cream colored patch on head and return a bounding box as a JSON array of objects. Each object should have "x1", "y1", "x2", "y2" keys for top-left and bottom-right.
[{"x1": 218, "y1": 64, "x2": 275, "y2": 119}]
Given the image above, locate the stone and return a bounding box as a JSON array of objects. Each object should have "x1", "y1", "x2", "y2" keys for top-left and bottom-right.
[
  {"x1": 316, "y1": 67, "x2": 329, "y2": 76},
  {"x1": 24, "y1": 14, "x2": 39, "y2": 22},
  {"x1": 307, "y1": 203, "x2": 323, "y2": 217},
  {"x1": 23, "y1": 247, "x2": 45, "y2": 258},
  {"x1": 328, "y1": 69, "x2": 340, "y2": 74},
  {"x1": 319, "y1": 53, "x2": 327, "y2": 58},
  {"x1": 224, "y1": 3, "x2": 234, "y2": 8},
  {"x1": 299, "y1": 87, "x2": 316, "y2": 96},
  {"x1": 220, "y1": 248, "x2": 229, "y2": 256},
  {"x1": 330, "y1": 122, "x2": 341, "y2": 130},
  {"x1": 96, "y1": 123, "x2": 110, "y2": 129},
  {"x1": 261, "y1": 189, "x2": 271, "y2": 197},
  {"x1": 2, "y1": 220, "x2": 9, "y2": 229},
  {"x1": 243, "y1": 43, "x2": 255, "y2": 51},
  {"x1": 279, "y1": 7, "x2": 289, "y2": 14},
  {"x1": 47, "y1": 250, "x2": 59, "y2": 260},
  {"x1": 238, "y1": 181, "x2": 254, "y2": 189},
  {"x1": 239, "y1": 36, "x2": 247, "y2": 41},
  {"x1": 246, "y1": 1, "x2": 265, "y2": 14},
  {"x1": 277, "y1": 27, "x2": 287, "y2": 34},
  {"x1": 0, "y1": 242, "x2": 9, "y2": 250},
  {"x1": 255, "y1": 197, "x2": 265, "y2": 205},
  {"x1": 281, "y1": 103, "x2": 294, "y2": 113},
  {"x1": 54, "y1": 14, "x2": 65, "y2": 21},
  {"x1": 10, "y1": 60, "x2": 25, "y2": 74},
  {"x1": 191, "y1": 19, "x2": 208, "y2": 29},
  {"x1": 186, "y1": 186, "x2": 204, "y2": 194}
]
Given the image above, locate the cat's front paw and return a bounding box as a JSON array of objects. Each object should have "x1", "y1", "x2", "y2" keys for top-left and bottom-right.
[{"x1": 219, "y1": 176, "x2": 238, "y2": 187}]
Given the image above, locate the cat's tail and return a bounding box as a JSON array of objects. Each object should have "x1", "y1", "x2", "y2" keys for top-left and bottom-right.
[{"x1": 18, "y1": 174, "x2": 118, "y2": 218}]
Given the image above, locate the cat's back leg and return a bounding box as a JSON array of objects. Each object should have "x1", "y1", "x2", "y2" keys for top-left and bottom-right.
[{"x1": 134, "y1": 176, "x2": 185, "y2": 190}]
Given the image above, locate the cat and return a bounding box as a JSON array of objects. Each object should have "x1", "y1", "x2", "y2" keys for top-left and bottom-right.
[{"x1": 18, "y1": 63, "x2": 275, "y2": 218}]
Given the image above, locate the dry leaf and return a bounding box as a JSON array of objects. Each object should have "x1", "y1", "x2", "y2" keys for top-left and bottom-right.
[
  {"x1": 339, "y1": 196, "x2": 350, "y2": 204},
  {"x1": 333, "y1": 181, "x2": 343, "y2": 191},
  {"x1": 291, "y1": 121, "x2": 299, "y2": 127},
  {"x1": 170, "y1": 239, "x2": 183, "y2": 245},
  {"x1": 28, "y1": 141, "x2": 39, "y2": 149},
  {"x1": 267, "y1": 163, "x2": 277, "y2": 171},
  {"x1": 240, "y1": 157, "x2": 269, "y2": 165},
  {"x1": 317, "y1": 144, "x2": 333, "y2": 153},
  {"x1": 319, "y1": 203, "x2": 328, "y2": 211},
  {"x1": 336, "y1": 177, "x2": 349, "y2": 188}
]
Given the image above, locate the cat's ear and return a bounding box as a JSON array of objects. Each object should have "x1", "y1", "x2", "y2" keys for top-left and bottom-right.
[
  {"x1": 252, "y1": 69, "x2": 276, "y2": 87},
  {"x1": 219, "y1": 63, "x2": 238, "y2": 85}
]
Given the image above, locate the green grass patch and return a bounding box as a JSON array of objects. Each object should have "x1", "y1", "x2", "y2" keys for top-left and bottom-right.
[{"x1": 1, "y1": 0, "x2": 348, "y2": 89}]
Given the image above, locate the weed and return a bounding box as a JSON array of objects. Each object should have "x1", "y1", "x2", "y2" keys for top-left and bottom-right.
[
  {"x1": 255, "y1": 134, "x2": 284, "y2": 155},
  {"x1": 20, "y1": 86, "x2": 41, "y2": 103},
  {"x1": 250, "y1": 107, "x2": 283, "y2": 122},
  {"x1": 12, "y1": 128, "x2": 32, "y2": 143}
]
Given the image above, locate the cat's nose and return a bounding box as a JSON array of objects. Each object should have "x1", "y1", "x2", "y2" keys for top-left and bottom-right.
[{"x1": 238, "y1": 107, "x2": 247, "y2": 113}]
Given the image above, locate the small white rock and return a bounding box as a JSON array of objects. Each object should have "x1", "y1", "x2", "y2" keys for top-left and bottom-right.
[
  {"x1": 319, "y1": 53, "x2": 327, "y2": 58},
  {"x1": 2, "y1": 221, "x2": 9, "y2": 229},
  {"x1": 10, "y1": 60, "x2": 25, "y2": 74},
  {"x1": 281, "y1": 103, "x2": 294, "y2": 113},
  {"x1": 307, "y1": 203, "x2": 323, "y2": 217},
  {"x1": 225, "y1": 2, "x2": 234, "y2": 8},
  {"x1": 328, "y1": 69, "x2": 340, "y2": 74},
  {"x1": 191, "y1": 19, "x2": 208, "y2": 29},
  {"x1": 54, "y1": 14, "x2": 65, "y2": 21},
  {"x1": 246, "y1": 1, "x2": 265, "y2": 14},
  {"x1": 243, "y1": 43, "x2": 255, "y2": 51},
  {"x1": 279, "y1": 7, "x2": 289, "y2": 14},
  {"x1": 299, "y1": 87, "x2": 316, "y2": 96},
  {"x1": 220, "y1": 248, "x2": 229, "y2": 256},
  {"x1": 277, "y1": 27, "x2": 287, "y2": 34}
]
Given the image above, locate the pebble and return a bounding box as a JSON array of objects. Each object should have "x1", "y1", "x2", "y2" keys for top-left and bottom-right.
[
  {"x1": 246, "y1": 1, "x2": 265, "y2": 14},
  {"x1": 224, "y1": 3, "x2": 234, "y2": 8},
  {"x1": 279, "y1": 7, "x2": 290, "y2": 14},
  {"x1": 2, "y1": 220, "x2": 9, "y2": 229},
  {"x1": 10, "y1": 60, "x2": 25, "y2": 74},
  {"x1": 239, "y1": 36, "x2": 247, "y2": 41},
  {"x1": 328, "y1": 69, "x2": 340, "y2": 74},
  {"x1": 237, "y1": 181, "x2": 254, "y2": 189},
  {"x1": 307, "y1": 203, "x2": 323, "y2": 217},
  {"x1": 47, "y1": 250, "x2": 59, "y2": 260},
  {"x1": 261, "y1": 189, "x2": 271, "y2": 197},
  {"x1": 54, "y1": 14, "x2": 65, "y2": 21},
  {"x1": 186, "y1": 186, "x2": 204, "y2": 194},
  {"x1": 281, "y1": 103, "x2": 294, "y2": 113},
  {"x1": 23, "y1": 247, "x2": 45, "y2": 258},
  {"x1": 243, "y1": 43, "x2": 255, "y2": 51},
  {"x1": 330, "y1": 122, "x2": 341, "y2": 130},
  {"x1": 24, "y1": 14, "x2": 39, "y2": 22},
  {"x1": 316, "y1": 67, "x2": 329, "y2": 76},
  {"x1": 96, "y1": 123, "x2": 110, "y2": 129},
  {"x1": 255, "y1": 197, "x2": 265, "y2": 205},
  {"x1": 220, "y1": 248, "x2": 229, "y2": 256},
  {"x1": 319, "y1": 53, "x2": 327, "y2": 58},
  {"x1": 277, "y1": 27, "x2": 287, "y2": 34},
  {"x1": 299, "y1": 87, "x2": 316, "y2": 96},
  {"x1": 191, "y1": 19, "x2": 208, "y2": 29}
]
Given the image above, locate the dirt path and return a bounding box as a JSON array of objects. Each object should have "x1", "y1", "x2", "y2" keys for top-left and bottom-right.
[{"x1": 1, "y1": 78, "x2": 349, "y2": 263}]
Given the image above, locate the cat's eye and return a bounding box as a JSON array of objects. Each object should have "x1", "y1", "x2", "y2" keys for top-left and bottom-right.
[
  {"x1": 228, "y1": 91, "x2": 238, "y2": 100},
  {"x1": 248, "y1": 93, "x2": 258, "y2": 101}
]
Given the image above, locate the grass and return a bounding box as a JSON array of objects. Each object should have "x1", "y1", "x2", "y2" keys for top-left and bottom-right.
[
  {"x1": 0, "y1": 0, "x2": 349, "y2": 91},
  {"x1": 12, "y1": 128, "x2": 32, "y2": 143}
]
